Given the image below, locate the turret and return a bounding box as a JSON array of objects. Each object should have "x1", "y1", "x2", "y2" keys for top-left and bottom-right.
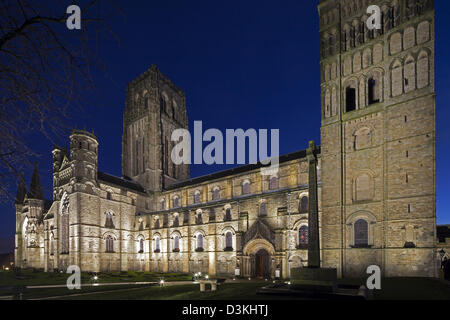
[
  {"x1": 28, "y1": 163, "x2": 44, "y2": 200},
  {"x1": 70, "y1": 129, "x2": 99, "y2": 183},
  {"x1": 27, "y1": 163, "x2": 45, "y2": 223},
  {"x1": 15, "y1": 172, "x2": 27, "y2": 205}
]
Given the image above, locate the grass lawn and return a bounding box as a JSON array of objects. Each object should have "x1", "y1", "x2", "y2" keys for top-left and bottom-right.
[
  {"x1": 1, "y1": 270, "x2": 449, "y2": 300},
  {"x1": 0, "y1": 269, "x2": 191, "y2": 287},
  {"x1": 338, "y1": 277, "x2": 450, "y2": 300},
  {"x1": 60, "y1": 282, "x2": 290, "y2": 300}
]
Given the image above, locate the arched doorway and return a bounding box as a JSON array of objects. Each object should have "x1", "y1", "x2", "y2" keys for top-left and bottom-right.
[
  {"x1": 254, "y1": 249, "x2": 270, "y2": 278},
  {"x1": 242, "y1": 238, "x2": 276, "y2": 279}
]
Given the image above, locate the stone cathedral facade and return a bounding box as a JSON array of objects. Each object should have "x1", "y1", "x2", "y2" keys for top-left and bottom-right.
[{"x1": 15, "y1": 0, "x2": 437, "y2": 278}]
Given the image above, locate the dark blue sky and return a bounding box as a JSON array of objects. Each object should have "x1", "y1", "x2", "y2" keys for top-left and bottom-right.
[{"x1": 1, "y1": 0, "x2": 449, "y2": 252}]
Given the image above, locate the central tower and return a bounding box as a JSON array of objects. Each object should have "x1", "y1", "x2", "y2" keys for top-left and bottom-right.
[
  {"x1": 318, "y1": 0, "x2": 436, "y2": 277},
  {"x1": 122, "y1": 66, "x2": 190, "y2": 191}
]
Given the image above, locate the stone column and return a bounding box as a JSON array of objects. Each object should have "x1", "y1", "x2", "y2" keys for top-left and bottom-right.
[{"x1": 307, "y1": 140, "x2": 320, "y2": 268}]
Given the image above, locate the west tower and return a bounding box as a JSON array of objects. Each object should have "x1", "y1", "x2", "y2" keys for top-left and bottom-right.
[
  {"x1": 122, "y1": 66, "x2": 190, "y2": 192},
  {"x1": 318, "y1": 0, "x2": 436, "y2": 277}
]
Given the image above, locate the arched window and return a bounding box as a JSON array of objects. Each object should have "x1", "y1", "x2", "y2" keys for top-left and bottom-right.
[
  {"x1": 196, "y1": 211, "x2": 203, "y2": 224},
  {"x1": 346, "y1": 86, "x2": 357, "y2": 112},
  {"x1": 242, "y1": 181, "x2": 250, "y2": 195},
  {"x1": 225, "y1": 232, "x2": 233, "y2": 251},
  {"x1": 50, "y1": 232, "x2": 55, "y2": 256},
  {"x1": 354, "y1": 219, "x2": 369, "y2": 247},
  {"x1": 107, "y1": 192, "x2": 112, "y2": 200},
  {"x1": 194, "y1": 191, "x2": 201, "y2": 204},
  {"x1": 368, "y1": 78, "x2": 380, "y2": 105},
  {"x1": 106, "y1": 236, "x2": 114, "y2": 253},
  {"x1": 224, "y1": 208, "x2": 232, "y2": 221},
  {"x1": 139, "y1": 238, "x2": 144, "y2": 253},
  {"x1": 160, "y1": 199, "x2": 166, "y2": 210},
  {"x1": 417, "y1": 51, "x2": 429, "y2": 89},
  {"x1": 298, "y1": 226, "x2": 309, "y2": 248},
  {"x1": 196, "y1": 234, "x2": 204, "y2": 252},
  {"x1": 154, "y1": 236, "x2": 161, "y2": 253},
  {"x1": 154, "y1": 217, "x2": 160, "y2": 229},
  {"x1": 173, "y1": 214, "x2": 179, "y2": 227},
  {"x1": 259, "y1": 202, "x2": 267, "y2": 216},
  {"x1": 173, "y1": 235, "x2": 180, "y2": 252},
  {"x1": 269, "y1": 177, "x2": 279, "y2": 190},
  {"x1": 212, "y1": 187, "x2": 220, "y2": 201},
  {"x1": 173, "y1": 196, "x2": 179, "y2": 208},
  {"x1": 299, "y1": 196, "x2": 309, "y2": 213},
  {"x1": 105, "y1": 212, "x2": 114, "y2": 228}
]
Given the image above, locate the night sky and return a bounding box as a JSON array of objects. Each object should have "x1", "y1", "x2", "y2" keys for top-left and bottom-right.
[{"x1": 1, "y1": 0, "x2": 449, "y2": 253}]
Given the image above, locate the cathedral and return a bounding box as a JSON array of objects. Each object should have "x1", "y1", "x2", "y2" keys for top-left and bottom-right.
[{"x1": 15, "y1": 0, "x2": 437, "y2": 278}]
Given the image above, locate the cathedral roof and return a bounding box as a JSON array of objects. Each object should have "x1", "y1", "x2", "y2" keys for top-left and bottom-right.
[
  {"x1": 165, "y1": 147, "x2": 320, "y2": 191},
  {"x1": 97, "y1": 171, "x2": 146, "y2": 193}
]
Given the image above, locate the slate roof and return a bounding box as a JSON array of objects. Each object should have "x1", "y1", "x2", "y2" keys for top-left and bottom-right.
[
  {"x1": 98, "y1": 171, "x2": 146, "y2": 193},
  {"x1": 165, "y1": 147, "x2": 320, "y2": 191}
]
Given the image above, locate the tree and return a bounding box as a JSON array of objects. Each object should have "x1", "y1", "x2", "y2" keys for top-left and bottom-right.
[{"x1": 0, "y1": 0, "x2": 118, "y2": 201}]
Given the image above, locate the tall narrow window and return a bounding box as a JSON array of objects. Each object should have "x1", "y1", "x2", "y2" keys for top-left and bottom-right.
[
  {"x1": 242, "y1": 181, "x2": 251, "y2": 195},
  {"x1": 346, "y1": 87, "x2": 356, "y2": 112},
  {"x1": 298, "y1": 226, "x2": 309, "y2": 248},
  {"x1": 224, "y1": 208, "x2": 232, "y2": 221},
  {"x1": 368, "y1": 78, "x2": 380, "y2": 105},
  {"x1": 196, "y1": 211, "x2": 203, "y2": 224},
  {"x1": 299, "y1": 196, "x2": 309, "y2": 213},
  {"x1": 50, "y1": 233, "x2": 55, "y2": 256},
  {"x1": 135, "y1": 139, "x2": 139, "y2": 176},
  {"x1": 225, "y1": 232, "x2": 233, "y2": 251},
  {"x1": 194, "y1": 191, "x2": 201, "y2": 204},
  {"x1": 173, "y1": 196, "x2": 179, "y2": 208},
  {"x1": 139, "y1": 238, "x2": 144, "y2": 253},
  {"x1": 154, "y1": 236, "x2": 160, "y2": 252},
  {"x1": 173, "y1": 235, "x2": 180, "y2": 252},
  {"x1": 212, "y1": 188, "x2": 220, "y2": 201},
  {"x1": 160, "y1": 199, "x2": 165, "y2": 210},
  {"x1": 142, "y1": 137, "x2": 145, "y2": 174},
  {"x1": 105, "y1": 212, "x2": 115, "y2": 228},
  {"x1": 354, "y1": 219, "x2": 369, "y2": 247},
  {"x1": 164, "y1": 140, "x2": 169, "y2": 175},
  {"x1": 259, "y1": 202, "x2": 267, "y2": 216},
  {"x1": 154, "y1": 217, "x2": 160, "y2": 229},
  {"x1": 196, "y1": 234, "x2": 204, "y2": 251},
  {"x1": 106, "y1": 236, "x2": 114, "y2": 253},
  {"x1": 173, "y1": 214, "x2": 179, "y2": 227}
]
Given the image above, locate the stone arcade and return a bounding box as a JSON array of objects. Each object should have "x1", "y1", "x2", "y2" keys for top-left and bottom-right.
[{"x1": 15, "y1": 0, "x2": 438, "y2": 278}]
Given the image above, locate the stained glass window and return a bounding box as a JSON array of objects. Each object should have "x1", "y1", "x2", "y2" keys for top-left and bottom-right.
[{"x1": 299, "y1": 226, "x2": 308, "y2": 246}]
